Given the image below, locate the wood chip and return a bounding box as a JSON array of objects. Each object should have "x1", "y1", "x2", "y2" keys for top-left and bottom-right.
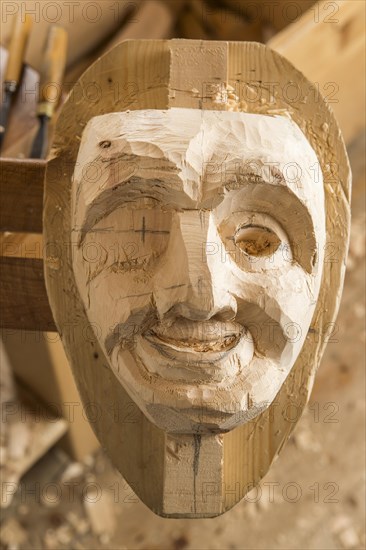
[
  {"x1": 84, "y1": 491, "x2": 116, "y2": 537},
  {"x1": 338, "y1": 527, "x2": 360, "y2": 549},
  {"x1": 43, "y1": 529, "x2": 59, "y2": 550},
  {"x1": 61, "y1": 462, "x2": 85, "y2": 483},
  {"x1": 0, "y1": 518, "x2": 28, "y2": 547},
  {"x1": 66, "y1": 511, "x2": 90, "y2": 536},
  {"x1": 55, "y1": 524, "x2": 73, "y2": 545}
]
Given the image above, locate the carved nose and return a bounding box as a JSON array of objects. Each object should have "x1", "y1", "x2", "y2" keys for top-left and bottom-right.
[
  {"x1": 154, "y1": 211, "x2": 237, "y2": 322},
  {"x1": 169, "y1": 279, "x2": 237, "y2": 322}
]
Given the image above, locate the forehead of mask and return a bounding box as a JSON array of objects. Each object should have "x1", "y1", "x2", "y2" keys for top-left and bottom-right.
[{"x1": 72, "y1": 108, "x2": 324, "y2": 235}]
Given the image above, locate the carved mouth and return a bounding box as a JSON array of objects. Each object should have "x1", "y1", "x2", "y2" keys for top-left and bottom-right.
[
  {"x1": 144, "y1": 320, "x2": 244, "y2": 356},
  {"x1": 135, "y1": 319, "x2": 254, "y2": 383}
]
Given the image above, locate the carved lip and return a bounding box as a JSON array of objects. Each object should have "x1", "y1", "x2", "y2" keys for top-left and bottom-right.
[{"x1": 144, "y1": 320, "x2": 244, "y2": 355}]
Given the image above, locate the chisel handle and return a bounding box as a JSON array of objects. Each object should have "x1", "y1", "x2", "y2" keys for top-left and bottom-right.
[
  {"x1": 4, "y1": 14, "x2": 33, "y2": 87},
  {"x1": 37, "y1": 26, "x2": 68, "y2": 117}
]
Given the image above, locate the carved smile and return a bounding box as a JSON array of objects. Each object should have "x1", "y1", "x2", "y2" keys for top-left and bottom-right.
[
  {"x1": 135, "y1": 319, "x2": 254, "y2": 384},
  {"x1": 145, "y1": 330, "x2": 241, "y2": 353},
  {"x1": 142, "y1": 320, "x2": 246, "y2": 362}
]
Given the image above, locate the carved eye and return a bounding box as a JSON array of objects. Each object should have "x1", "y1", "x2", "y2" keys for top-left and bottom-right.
[{"x1": 234, "y1": 225, "x2": 281, "y2": 257}]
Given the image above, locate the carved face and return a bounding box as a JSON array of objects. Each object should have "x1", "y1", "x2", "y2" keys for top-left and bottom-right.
[{"x1": 72, "y1": 109, "x2": 325, "y2": 433}]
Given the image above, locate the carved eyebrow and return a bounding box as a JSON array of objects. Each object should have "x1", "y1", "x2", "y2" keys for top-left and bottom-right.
[{"x1": 77, "y1": 176, "x2": 192, "y2": 245}]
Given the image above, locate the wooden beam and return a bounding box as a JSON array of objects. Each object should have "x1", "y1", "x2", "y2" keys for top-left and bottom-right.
[
  {"x1": 269, "y1": 0, "x2": 366, "y2": 143},
  {"x1": 0, "y1": 233, "x2": 55, "y2": 331},
  {"x1": 0, "y1": 159, "x2": 45, "y2": 233},
  {"x1": 0, "y1": 256, "x2": 55, "y2": 331},
  {"x1": 215, "y1": 0, "x2": 317, "y2": 30}
]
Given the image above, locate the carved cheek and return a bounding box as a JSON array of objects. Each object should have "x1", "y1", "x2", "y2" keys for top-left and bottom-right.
[
  {"x1": 213, "y1": 206, "x2": 321, "y2": 328},
  {"x1": 222, "y1": 264, "x2": 318, "y2": 352},
  {"x1": 74, "y1": 204, "x2": 173, "y2": 330}
]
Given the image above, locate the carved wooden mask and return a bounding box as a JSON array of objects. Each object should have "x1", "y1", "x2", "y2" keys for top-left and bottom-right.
[
  {"x1": 71, "y1": 109, "x2": 326, "y2": 434},
  {"x1": 44, "y1": 40, "x2": 351, "y2": 517}
]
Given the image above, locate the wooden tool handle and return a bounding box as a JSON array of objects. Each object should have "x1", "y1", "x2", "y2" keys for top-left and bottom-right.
[
  {"x1": 38, "y1": 26, "x2": 68, "y2": 117},
  {"x1": 4, "y1": 14, "x2": 33, "y2": 85}
]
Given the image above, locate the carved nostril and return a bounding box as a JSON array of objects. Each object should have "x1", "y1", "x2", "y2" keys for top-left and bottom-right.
[
  {"x1": 212, "y1": 305, "x2": 237, "y2": 323},
  {"x1": 170, "y1": 303, "x2": 215, "y2": 322},
  {"x1": 163, "y1": 296, "x2": 237, "y2": 324},
  {"x1": 99, "y1": 140, "x2": 111, "y2": 148}
]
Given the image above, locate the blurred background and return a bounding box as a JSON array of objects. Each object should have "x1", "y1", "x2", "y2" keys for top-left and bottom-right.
[{"x1": 0, "y1": 1, "x2": 365, "y2": 549}]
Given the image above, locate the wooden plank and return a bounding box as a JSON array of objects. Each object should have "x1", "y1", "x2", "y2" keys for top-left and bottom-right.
[
  {"x1": 0, "y1": 255, "x2": 54, "y2": 331},
  {"x1": 0, "y1": 159, "x2": 45, "y2": 233},
  {"x1": 268, "y1": 0, "x2": 366, "y2": 143},
  {"x1": 0, "y1": 233, "x2": 54, "y2": 330}
]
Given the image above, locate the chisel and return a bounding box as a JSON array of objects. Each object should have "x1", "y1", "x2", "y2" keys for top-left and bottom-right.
[
  {"x1": 0, "y1": 14, "x2": 33, "y2": 153},
  {"x1": 30, "y1": 26, "x2": 68, "y2": 159}
]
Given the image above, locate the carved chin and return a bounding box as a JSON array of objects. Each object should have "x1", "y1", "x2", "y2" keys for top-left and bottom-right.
[{"x1": 109, "y1": 331, "x2": 291, "y2": 434}]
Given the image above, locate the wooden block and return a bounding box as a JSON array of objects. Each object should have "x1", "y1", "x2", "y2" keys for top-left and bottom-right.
[
  {"x1": 169, "y1": 39, "x2": 228, "y2": 108},
  {"x1": 163, "y1": 434, "x2": 224, "y2": 516}
]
